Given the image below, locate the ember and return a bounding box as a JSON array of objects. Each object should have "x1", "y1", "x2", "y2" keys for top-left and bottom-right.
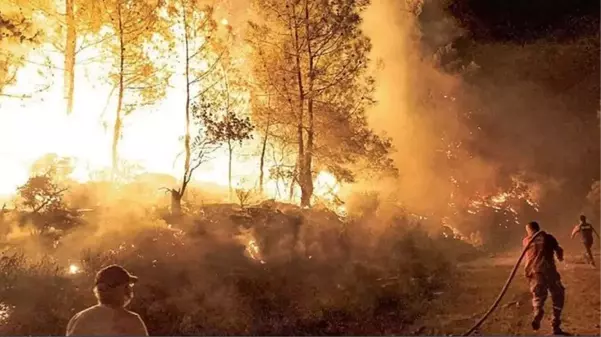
[
  {"x1": 68, "y1": 264, "x2": 80, "y2": 275},
  {"x1": 0, "y1": 302, "x2": 9, "y2": 324}
]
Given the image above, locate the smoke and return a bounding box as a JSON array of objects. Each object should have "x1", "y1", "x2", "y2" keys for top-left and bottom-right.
[
  {"x1": 361, "y1": 0, "x2": 487, "y2": 216},
  {"x1": 0, "y1": 171, "x2": 234, "y2": 264},
  {"x1": 359, "y1": 0, "x2": 599, "y2": 238}
]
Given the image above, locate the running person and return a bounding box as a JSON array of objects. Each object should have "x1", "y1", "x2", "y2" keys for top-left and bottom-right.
[{"x1": 571, "y1": 214, "x2": 599, "y2": 267}]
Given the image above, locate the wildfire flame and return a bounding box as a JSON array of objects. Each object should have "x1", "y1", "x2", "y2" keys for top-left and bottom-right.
[
  {"x1": 234, "y1": 228, "x2": 265, "y2": 264},
  {"x1": 68, "y1": 264, "x2": 80, "y2": 274},
  {"x1": 464, "y1": 178, "x2": 540, "y2": 228},
  {"x1": 490, "y1": 192, "x2": 509, "y2": 204},
  {"x1": 471, "y1": 189, "x2": 538, "y2": 211},
  {"x1": 440, "y1": 174, "x2": 542, "y2": 246},
  {"x1": 0, "y1": 19, "x2": 345, "y2": 206},
  {"x1": 246, "y1": 238, "x2": 265, "y2": 264}
]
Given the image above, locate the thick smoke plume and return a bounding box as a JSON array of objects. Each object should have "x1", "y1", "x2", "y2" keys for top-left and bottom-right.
[
  {"x1": 361, "y1": 0, "x2": 502, "y2": 228},
  {"x1": 360, "y1": 0, "x2": 600, "y2": 238}
]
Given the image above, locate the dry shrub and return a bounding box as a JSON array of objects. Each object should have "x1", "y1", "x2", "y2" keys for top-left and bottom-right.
[
  {"x1": 0, "y1": 200, "x2": 473, "y2": 335},
  {"x1": 0, "y1": 252, "x2": 89, "y2": 335}
]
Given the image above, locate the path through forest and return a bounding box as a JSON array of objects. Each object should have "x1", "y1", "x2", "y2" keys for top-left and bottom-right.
[{"x1": 413, "y1": 250, "x2": 601, "y2": 336}]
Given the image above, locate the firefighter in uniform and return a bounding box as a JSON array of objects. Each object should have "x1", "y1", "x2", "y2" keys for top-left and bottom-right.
[
  {"x1": 571, "y1": 214, "x2": 599, "y2": 267},
  {"x1": 523, "y1": 221, "x2": 566, "y2": 335}
]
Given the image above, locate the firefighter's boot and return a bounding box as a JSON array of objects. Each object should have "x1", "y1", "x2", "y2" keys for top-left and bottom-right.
[
  {"x1": 531, "y1": 308, "x2": 544, "y2": 331},
  {"x1": 551, "y1": 307, "x2": 564, "y2": 335}
]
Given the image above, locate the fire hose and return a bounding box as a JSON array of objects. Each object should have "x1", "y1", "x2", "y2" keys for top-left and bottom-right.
[{"x1": 462, "y1": 230, "x2": 544, "y2": 336}]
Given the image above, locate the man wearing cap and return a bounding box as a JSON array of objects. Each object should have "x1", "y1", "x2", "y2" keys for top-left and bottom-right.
[{"x1": 66, "y1": 265, "x2": 149, "y2": 336}]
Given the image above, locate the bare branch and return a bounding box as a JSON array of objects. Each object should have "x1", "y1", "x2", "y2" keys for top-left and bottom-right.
[
  {"x1": 76, "y1": 33, "x2": 116, "y2": 54},
  {"x1": 32, "y1": 187, "x2": 69, "y2": 214}
]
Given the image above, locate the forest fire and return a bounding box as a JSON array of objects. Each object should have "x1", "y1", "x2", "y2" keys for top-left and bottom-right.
[
  {"x1": 0, "y1": 0, "x2": 397, "y2": 215},
  {"x1": 465, "y1": 176, "x2": 541, "y2": 222},
  {"x1": 0, "y1": 0, "x2": 597, "y2": 335},
  {"x1": 434, "y1": 174, "x2": 545, "y2": 246}
]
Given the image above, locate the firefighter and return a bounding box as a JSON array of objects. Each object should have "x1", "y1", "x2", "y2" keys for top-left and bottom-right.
[
  {"x1": 571, "y1": 214, "x2": 599, "y2": 267},
  {"x1": 523, "y1": 221, "x2": 566, "y2": 335},
  {"x1": 66, "y1": 265, "x2": 148, "y2": 336}
]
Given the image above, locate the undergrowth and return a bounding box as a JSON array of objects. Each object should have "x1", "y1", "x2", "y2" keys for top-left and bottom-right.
[{"x1": 0, "y1": 197, "x2": 479, "y2": 335}]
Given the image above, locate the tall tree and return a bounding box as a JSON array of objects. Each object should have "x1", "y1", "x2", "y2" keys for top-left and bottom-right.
[
  {"x1": 63, "y1": 0, "x2": 76, "y2": 114},
  {"x1": 165, "y1": 1, "x2": 230, "y2": 216},
  {"x1": 250, "y1": 91, "x2": 274, "y2": 194},
  {"x1": 208, "y1": 65, "x2": 254, "y2": 200},
  {"x1": 248, "y1": 0, "x2": 394, "y2": 207},
  {"x1": 102, "y1": 0, "x2": 171, "y2": 175},
  {"x1": 55, "y1": 0, "x2": 105, "y2": 114}
]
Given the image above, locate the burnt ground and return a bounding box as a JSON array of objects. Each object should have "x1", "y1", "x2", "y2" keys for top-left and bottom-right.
[{"x1": 411, "y1": 250, "x2": 601, "y2": 336}]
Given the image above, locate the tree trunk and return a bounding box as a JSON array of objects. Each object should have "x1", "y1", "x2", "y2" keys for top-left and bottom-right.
[
  {"x1": 181, "y1": 1, "x2": 192, "y2": 199},
  {"x1": 221, "y1": 64, "x2": 234, "y2": 202},
  {"x1": 259, "y1": 133, "x2": 267, "y2": 195},
  {"x1": 299, "y1": 165, "x2": 312, "y2": 207},
  {"x1": 64, "y1": 0, "x2": 76, "y2": 115},
  {"x1": 112, "y1": 3, "x2": 125, "y2": 176},
  {"x1": 259, "y1": 120, "x2": 270, "y2": 195},
  {"x1": 228, "y1": 140, "x2": 233, "y2": 201},
  {"x1": 290, "y1": 5, "x2": 306, "y2": 207},
  {"x1": 274, "y1": 177, "x2": 281, "y2": 198},
  {"x1": 289, "y1": 161, "x2": 298, "y2": 201},
  {"x1": 300, "y1": 0, "x2": 314, "y2": 208},
  {"x1": 300, "y1": 143, "x2": 314, "y2": 205},
  {"x1": 170, "y1": 189, "x2": 182, "y2": 218},
  {"x1": 258, "y1": 96, "x2": 272, "y2": 195},
  {"x1": 168, "y1": 2, "x2": 193, "y2": 220}
]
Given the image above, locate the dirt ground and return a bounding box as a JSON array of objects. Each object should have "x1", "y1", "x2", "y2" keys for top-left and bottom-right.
[{"x1": 412, "y1": 249, "x2": 601, "y2": 336}]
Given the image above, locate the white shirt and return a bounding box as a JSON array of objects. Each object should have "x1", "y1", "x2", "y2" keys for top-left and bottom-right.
[{"x1": 66, "y1": 304, "x2": 149, "y2": 336}]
